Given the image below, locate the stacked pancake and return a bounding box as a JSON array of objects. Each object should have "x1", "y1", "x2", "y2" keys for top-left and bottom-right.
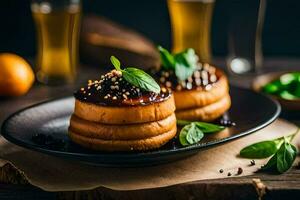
[
  {"x1": 68, "y1": 69, "x2": 176, "y2": 151},
  {"x1": 155, "y1": 63, "x2": 231, "y2": 121}
]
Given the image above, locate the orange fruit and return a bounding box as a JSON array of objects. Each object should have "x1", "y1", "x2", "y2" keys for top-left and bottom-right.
[{"x1": 0, "y1": 53, "x2": 35, "y2": 96}]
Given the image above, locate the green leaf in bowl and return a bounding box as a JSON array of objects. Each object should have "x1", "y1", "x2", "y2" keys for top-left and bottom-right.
[
  {"x1": 279, "y1": 90, "x2": 298, "y2": 100},
  {"x1": 293, "y1": 84, "x2": 300, "y2": 97},
  {"x1": 263, "y1": 82, "x2": 280, "y2": 94},
  {"x1": 280, "y1": 73, "x2": 297, "y2": 86}
]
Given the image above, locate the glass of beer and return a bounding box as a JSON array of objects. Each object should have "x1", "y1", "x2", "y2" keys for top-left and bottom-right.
[
  {"x1": 167, "y1": 0, "x2": 215, "y2": 63},
  {"x1": 31, "y1": 0, "x2": 81, "y2": 85},
  {"x1": 227, "y1": 0, "x2": 266, "y2": 74}
]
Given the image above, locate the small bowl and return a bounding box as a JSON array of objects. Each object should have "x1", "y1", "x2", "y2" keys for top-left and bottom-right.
[{"x1": 252, "y1": 71, "x2": 300, "y2": 111}]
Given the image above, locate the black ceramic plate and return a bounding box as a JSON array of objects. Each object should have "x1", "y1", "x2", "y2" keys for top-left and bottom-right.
[{"x1": 1, "y1": 87, "x2": 280, "y2": 167}]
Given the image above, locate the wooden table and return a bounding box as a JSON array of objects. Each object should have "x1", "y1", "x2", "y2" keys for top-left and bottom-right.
[{"x1": 0, "y1": 58, "x2": 300, "y2": 200}]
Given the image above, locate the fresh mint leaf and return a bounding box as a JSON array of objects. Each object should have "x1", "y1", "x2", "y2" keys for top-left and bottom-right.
[
  {"x1": 276, "y1": 139, "x2": 298, "y2": 173},
  {"x1": 240, "y1": 140, "x2": 278, "y2": 159},
  {"x1": 177, "y1": 120, "x2": 191, "y2": 126},
  {"x1": 261, "y1": 153, "x2": 277, "y2": 170},
  {"x1": 261, "y1": 139, "x2": 297, "y2": 173},
  {"x1": 240, "y1": 132, "x2": 297, "y2": 159},
  {"x1": 174, "y1": 48, "x2": 198, "y2": 68},
  {"x1": 193, "y1": 122, "x2": 225, "y2": 133},
  {"x1": 110, "y1": 56, "x2": 121, "y2": 71},
  {"x1": 110, "y1": 56, "x2": 161, "y2": 94},
  {"x1": 175, "y1": 62, "x2": 195, "y2": 81},
  {"x1": 241, "y1": 130, "x2": 299, "y2": 174},
  {"x1": 122, "y1": 67, "x2": 161, "y2": 94},
  {"x1": 177, "y1": 120, "x2": 224, "y2": 133},
  {"x1": 177, "y1": 120, "x2": 225, "y2": 133},
  {"x1": 174, "y1": 49, "x2": 198, "y2": 81},
  {"x1": 186, "y1": 123, "x2": 204, "y2": 144},
  {"x1": 262, "y1": 72, "x2": 300, "y2": 99},
  {"x1": 279, "y1": 90, "x2": 298, "y2": 100},
  {"x1": 273, "y1": 133, "x2": 294, "y2": 148},
  {"x1": 157, "y1": 46, "x2": 175, "y2": 70},
  {"x1": 262, "y1": 83, "x2": 280, "y2": 94},
  {"x1": 179, "y1": 123, "x2": 192, "y2": 146},
  {"x1": 157, "y1": 46, "x2": 199, "y2": 81},
  {"x1": 280, "y1": 73, "x2": 298, "y2": 85},
  {"x1": 179, "y1": 123, "x2": 204, "y2": 146}
]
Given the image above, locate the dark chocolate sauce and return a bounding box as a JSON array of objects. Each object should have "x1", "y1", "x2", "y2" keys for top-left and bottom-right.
[
  {"x1": 74, "y1": 70, "x2": 171, "y2": 106},
  {"x1": 152, "y1": 63, "x2": 219, "y2": 91},
  {"x1": 219, "y1": 114, "x2": 236, "y2": 127}
]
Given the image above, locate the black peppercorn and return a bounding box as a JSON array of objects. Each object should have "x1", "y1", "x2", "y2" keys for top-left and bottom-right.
[{"x1": 237, "y1": 167, "x2": 243, "y2": 175}]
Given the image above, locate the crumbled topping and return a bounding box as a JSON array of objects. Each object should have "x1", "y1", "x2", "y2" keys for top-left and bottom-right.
[
  {"x1": 74, "y1": 70, "x2": 170, "y2": 106},
  {"x1": 153, "y1": 63, "x2": 219, "y2": 91}
]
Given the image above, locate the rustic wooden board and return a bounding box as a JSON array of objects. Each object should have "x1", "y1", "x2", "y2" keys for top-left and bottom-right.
[{"x1": 0, "y1": 167, "x2": 300, "y2": 200}]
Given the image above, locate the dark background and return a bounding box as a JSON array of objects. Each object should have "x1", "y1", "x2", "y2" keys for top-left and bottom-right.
[{"x1": 0, "y1": 0, "x2": 299, "y2": 58}]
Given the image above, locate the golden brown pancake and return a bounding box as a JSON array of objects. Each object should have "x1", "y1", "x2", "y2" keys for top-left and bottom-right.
[
  {"x1": 74, "y1": 95, "x2": 175, "y2": 124},
  {"x1": 69, "y1": 113, "x2": 176, "y2": 140},
  {"x1": 69, "y1": 69, "x2": 177, "y2": 151},
  {"x1": 174, "y1": 73, "x2": 229, "y2": 110},
  {"x1": 175, "y1": 94, "x2": 231, "y2": 121},
  {"x1": 69, "y1": 125, "x2": 177, "y2": 151},
  {"x1": 155, "y1": 65, "x2": 230, "y2": 121}
]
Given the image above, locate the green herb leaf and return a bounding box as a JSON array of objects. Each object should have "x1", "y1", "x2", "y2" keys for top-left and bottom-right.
[
  {"x1": 262, "y1": 82, "x2": 280, "y2": 94},
  {"x1": 273, "y1": 133, "x2": 295, "y2": 148},
  {"x1": 177, "y1": 120, "x2": 225, "y2": 133},
  {"x1": 174, "y1": 48, "x2": 198, "y2": 68},
  {"x1": 240, "y1": 141, "x2": 278, "y2": 159},
  {"x1": 157, "y1": 46, "x2": 198, "y2": 81},
  {"x1": 241, "y1": 129, "x2": 299, "y2": 174},
  {"x1": 276, "y1": 139, "x2": 298, "y2": 173},
  {"x1": 110, "y1": 56, "x2": 161, "y2": 94},
  {"x1": 262, "y1": 72, "x2": 300, "y2": 99},
  {"x1": 193, "y1": 122, "x2": 225, "y2": 133},
  {"x1": 240, "y1": 132, "x2": 297, "y2": 159},
  {"x1": 158, "y1": 46, "x2": 175, "y2": 70},
  {"x1": 186, "y1": 123, "x2": 204, "y2": 144},
  {"x1": 175, "y1": 63, "x2": 195, "y2": 81},
  {"x1": 174, "y1": 49, "x2": 198, "y2": 81},
  {"x1": 179, "y1": 123, "x2": 204, "y2": 146},
  {"x1": 279, "y1": 90, "x2": 298, "y2": 100},
  {"x1": 110, "y1": 56, "x2": 121, "y2": 71},
  {"x1": 280, "y1": 73, "x2": 298, "y2": 85},
  {"x1": 261, "y1": 153, "x2": 277, "y2": 170},
  {"x1": 177, "y1": 119, "x2": 191, "y2": 126},
  {"x1": 122, "y1": 67, "x2": 161, "y2": 94},
  {"x1": 294, "y1": 84, "x2": 300, "y2": 97}
]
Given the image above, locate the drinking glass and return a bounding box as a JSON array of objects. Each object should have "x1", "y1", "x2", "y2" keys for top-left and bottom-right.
[
  {"x1": 227, "y1": 0, "x2": 266, "y2": 74},
  {"x1": 31, "y1": 0, "x2": 81, "y2": 84},
  {"x1": 167, "y1": 0, "x2": 215, "y2": 63}
]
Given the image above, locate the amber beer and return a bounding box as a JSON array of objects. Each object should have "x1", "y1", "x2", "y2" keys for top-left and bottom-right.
[
  {"x1": 167, "y1": 0, "x2": 215, "y2": 63},
  {"x1": 31, "y1": 1, "x2": 81, "y2": 84}
]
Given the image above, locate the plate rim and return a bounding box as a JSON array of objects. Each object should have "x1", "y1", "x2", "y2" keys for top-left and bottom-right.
[{"x1": 1, "y1": 86, "x2": 281, "y2": 159}]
